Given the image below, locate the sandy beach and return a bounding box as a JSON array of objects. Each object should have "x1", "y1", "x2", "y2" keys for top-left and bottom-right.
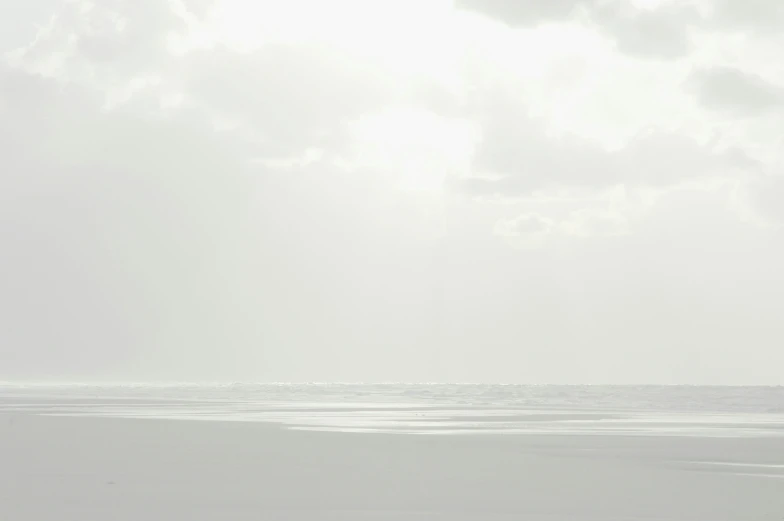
[{"x1": 2, "y1": 408, "x2": 783, "y2": 521}]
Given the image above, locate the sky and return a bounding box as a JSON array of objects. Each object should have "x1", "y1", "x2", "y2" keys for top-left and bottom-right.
[{"x1": 1, "y1": 0, "x2": 783, "y2": 384}]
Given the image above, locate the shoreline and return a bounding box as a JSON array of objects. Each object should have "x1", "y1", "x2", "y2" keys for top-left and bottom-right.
[{"x1": 2, "y1": 411, "x2": 783, "y2": 520}]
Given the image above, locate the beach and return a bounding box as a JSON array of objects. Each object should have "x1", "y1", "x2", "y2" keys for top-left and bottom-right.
[{"x1": 1, "y1": 386, "x2": 783, "y2": 520}]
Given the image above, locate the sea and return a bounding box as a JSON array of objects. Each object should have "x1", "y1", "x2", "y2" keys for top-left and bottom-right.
[{"x1": 1, "y1": 383, "x2": 783, "y2": 437}]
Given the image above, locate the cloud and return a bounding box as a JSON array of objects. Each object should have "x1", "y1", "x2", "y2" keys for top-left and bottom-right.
[
  {"x1": 0, "y1": 61, "x2": 265, "y2": 378},
  {"x1": 494, "y1": 204, "x2": 630, "y2": 249},
  {"x1": 687, "y1": 66, "x2": 784, "y2": 115},
  {"x1": 0, "y1": 0, "x2": 59, "y2": 52},
  {"x1": 3, "y1": 0, "x2": 784, "y2": 383},
  {"x1": 590, "y1": 1, "x2": 698, "y2": 59},
  {"x1": 452, "y1": 88, "x2": 746, "y2": 197},
  {"x1": 735, "y1": 170, "x2": 784, "y2": 227},
  {"x1": 455, "y1": 0, "x2": 584, "y2": 27},
  {"x1": 454, "y1": 0, "x2": 784, "y2": 63},
  {"x1": 494, "y1": 212, "x2": 556, "y2": 249},
  {"x1": 461, "y1": 90, "x2": 617, "y2": 194},
  {"x1": 455, "y1": 0, "x2": 698, "y2": 59},
  {"x1": 708, "y1": 0, "x2": 784, "y2": 31},
  {"x1": 347, "y1": 106, "x2": 480, "y2": 191},
  {"x1": 182, "y1": 43, "x2": 395, "y2": 157},
  {"x1": 495, "y1": 213, "x2": 554, "y2": 236},
  {"x1": 560, "y1": 207, "x2": 630, "y2": 238},
  {"x1": 9, "y1": 0, "x2": 399, "y2": 161},
  {"x1": 9, "y1": 0, "x2": 187, "y2": 83},
  {"x1": 615, "y1": 131, "x2": 740, "y2": 186}
]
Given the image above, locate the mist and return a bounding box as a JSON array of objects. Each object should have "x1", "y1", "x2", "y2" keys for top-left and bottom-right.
[{"x1": 2, "y1": 0, "x2": 783, "y2": 384}]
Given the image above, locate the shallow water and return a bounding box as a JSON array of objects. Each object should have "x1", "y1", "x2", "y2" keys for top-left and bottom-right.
[{"x1": 1, "y1": 383, "x2": 783, "y2": 437}]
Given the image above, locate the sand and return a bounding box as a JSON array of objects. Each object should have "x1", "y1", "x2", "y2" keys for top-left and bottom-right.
[{"x1": 1, "y1": 410, "x2": 783, "y2": 520}]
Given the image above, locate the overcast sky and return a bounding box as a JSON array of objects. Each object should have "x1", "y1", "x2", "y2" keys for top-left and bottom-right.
[{"x1": 2, "y1": 0, "x2": 783, "y2": 384}]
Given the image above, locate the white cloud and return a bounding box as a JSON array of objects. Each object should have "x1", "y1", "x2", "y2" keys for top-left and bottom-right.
[
  {"x1": 452, "y1": 97, "x2": 746, "y2": 197},
  {"x1": 733, "y1": 170, "x2": 784, "y2": 228},
  {"x1": 708, "y1": 0, "x2": 784, "y2": 31},
  {"x1": 455, "y1": 0, "x2": 702, "y2": 60},
  {"x1": 455, "y1": 0, "x2": 583, "y2": 26},
  {"x1": 181, "y1": 43, "x2": 395, "y2": 157},
  {"x1": 495, "y1": 212, "x2": 554, "y2": 236},
  {"x1": 494, "y1": 204, "x2": 630, "y2": 249},
  {"x1": 3, "y1": 0, "x2": 784, "y2": 382},
  {"x1": 561, "y1": 207, "x2": 631, "y2": 238},
  {"x1": 348, "y1": 106, "x2": 481, "y2": 191},
  {"x1": 494, "y1": 213, "x2": 556, "y2": 249},
  {"x1": 589, "y1": 1, "x2": 700, "y2": 59},
  {"x1": 688, "y1": 66, "x2": 784, "y2": 115}
]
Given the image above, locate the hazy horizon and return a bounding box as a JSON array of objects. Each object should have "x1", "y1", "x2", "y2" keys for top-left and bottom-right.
[
  {"x1": 2, "y1": 0, "x2": 784, "y2": 385},
  {"x1": 1, "y1": 380, "x2": 783, "y2": 387}
]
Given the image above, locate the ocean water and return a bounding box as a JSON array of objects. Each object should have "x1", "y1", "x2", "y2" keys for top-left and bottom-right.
[{"x1": 1, "y1": 383, "x2": 783, "y2": 437}]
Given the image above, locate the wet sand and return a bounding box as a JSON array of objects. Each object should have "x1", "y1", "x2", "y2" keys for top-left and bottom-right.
[{"x1": 1, "y1": 411, "x2": 782, "y2": 520}]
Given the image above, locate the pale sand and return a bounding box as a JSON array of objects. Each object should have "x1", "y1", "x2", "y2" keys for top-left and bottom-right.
[{"x1": 1, "y1": 413, "x2": 782, "y2": 520}]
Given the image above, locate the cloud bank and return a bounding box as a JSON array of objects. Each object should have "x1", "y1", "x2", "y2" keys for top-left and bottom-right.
[{"x1": 1, "y1": 0, "x2": 783, "y2": 384}]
